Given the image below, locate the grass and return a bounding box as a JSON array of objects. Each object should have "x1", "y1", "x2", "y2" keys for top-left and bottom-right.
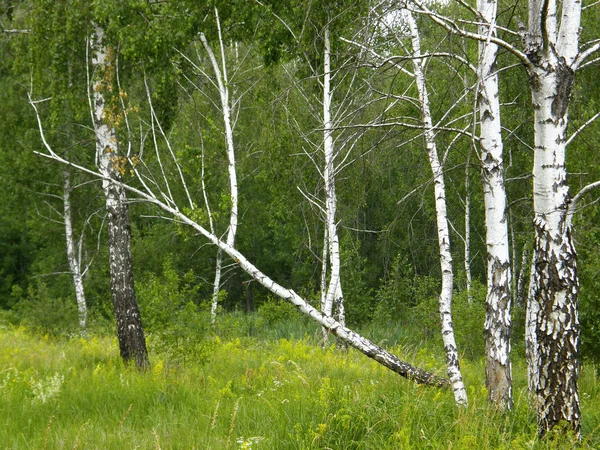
[{"x1": 0, "y1": 315, "x2": 599, "y2": 449}]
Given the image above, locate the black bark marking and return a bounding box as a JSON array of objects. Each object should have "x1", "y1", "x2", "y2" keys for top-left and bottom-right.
[{"x1": 551, "y1": 62, "x2": 574, "y2": 120}]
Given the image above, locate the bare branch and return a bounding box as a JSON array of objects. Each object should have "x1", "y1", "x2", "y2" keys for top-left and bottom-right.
[
  {"x1": 568, "y1": 180, "x2": 600, "y2": 223},
  {"x1": 408, "y1": 0, "x2": 531, "y2": 68},
  {"x1": 565, "y1": 111, "x2": 600, "y2": 146}
]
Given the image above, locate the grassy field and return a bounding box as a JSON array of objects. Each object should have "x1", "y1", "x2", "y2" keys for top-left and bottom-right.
[{"x1": 1, "y1": 315, "x2": 599, "y2": 449}]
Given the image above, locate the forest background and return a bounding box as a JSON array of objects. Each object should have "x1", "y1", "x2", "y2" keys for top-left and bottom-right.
[{"x1": 1, "y1": 0, "x2": 600, "y2": 447}]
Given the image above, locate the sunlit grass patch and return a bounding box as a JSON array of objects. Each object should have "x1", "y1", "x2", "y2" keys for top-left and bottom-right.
[{"x1": 0, "y1": 321, "x2": 599, "y2": 448}]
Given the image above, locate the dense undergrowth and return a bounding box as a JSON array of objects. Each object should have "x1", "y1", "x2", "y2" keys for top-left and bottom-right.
[{"x1": 1, "y1": 308, "x2": 599, "y2": 449}]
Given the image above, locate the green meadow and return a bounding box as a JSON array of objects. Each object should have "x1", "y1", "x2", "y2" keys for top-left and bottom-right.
[{"x1": 1, "y1": 311, "x2": 600, "y2": 450}]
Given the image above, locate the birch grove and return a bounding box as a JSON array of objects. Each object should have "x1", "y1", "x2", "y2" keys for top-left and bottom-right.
[
  {"x1": 28, "y1": 12, "x2": 452, "y2": 392},
  {"x1": 12, "y1": 0, "x2": 600, "y2": 439},
  {"x1": 34, "y1": 137, "x2": 452, "y2": 388}
]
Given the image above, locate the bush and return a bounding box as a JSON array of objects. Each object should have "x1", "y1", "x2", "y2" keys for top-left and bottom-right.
[
  {"x1": 137, "y1": 261, "x2": 214, "y2": 365},
  {"x1": 373, "y1": 256, "x2": 438, "y2": 325},
  {"x1": 452, "y1": 280, "x2": 486, "y2": 360},
  {"x1": 257, "y1": 297, "x2": 298, "y2": 325},
  {"x1": 10, "y1": 280, "x2": 79, "y2": 336}
]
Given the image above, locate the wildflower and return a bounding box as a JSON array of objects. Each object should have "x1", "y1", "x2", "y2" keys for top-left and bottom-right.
[
  {"x1": 31, "y1": 372, "x2": 64, "y2": 403},
  {"x1": 236, "y1": 436, "x2": 264, "y2": 449}
]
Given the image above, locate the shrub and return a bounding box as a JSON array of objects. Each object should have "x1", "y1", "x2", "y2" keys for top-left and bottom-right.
[
  {"x1": 257, "y1": 297, "x2": 297, "y2": 325},
  {"x1": 10, "y1": 279, "x2": 79, "y2": 336},
  {"x1": 137, "y1": 261, "x2": 214, "y2": 365}
]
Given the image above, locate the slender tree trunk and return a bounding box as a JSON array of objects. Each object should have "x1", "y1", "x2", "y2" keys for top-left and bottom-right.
[
  {"x1": 63, "y1": 169, "x2": 87, "y2": 330},
  {"x1": 404, "y1": 10, "x2": 467, "y2": 406},
  {"x1": 477, "y1": 0, "x2": 513, "y2": 410},
  {"x1": 516, "y1": 246, "x2": 529, "y2": 307},
  {"x1": 464, "y1": 150, "x2": 472, "y2": 303},
  {"x1": 322, "y1": 25, "x2": 346, "y2": 340},
  {"x1": 524, "y1": 0, "x2": 581, "y2": 433},
  {"x1": 92, "y1": 26, "x2": 148, "y2": 369},
  {"x1": 201, "y1": 14, "x2": 238, "y2": 324},
  {"x1": 321, "y1": 226, "x2": 330, "y2": 343}
]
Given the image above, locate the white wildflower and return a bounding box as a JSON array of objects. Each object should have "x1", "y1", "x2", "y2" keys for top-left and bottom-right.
[
  {"x1": 237, "y1": 436, "x2": 265, "y2": 449},
  {"x1": 31, "y1": 372, "x2": 64, "y2": 403}
]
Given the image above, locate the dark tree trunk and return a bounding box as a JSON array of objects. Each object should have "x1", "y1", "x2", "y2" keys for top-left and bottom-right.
[{"x1": 106, "y1": 183, "x2": 149, "y2": 369}]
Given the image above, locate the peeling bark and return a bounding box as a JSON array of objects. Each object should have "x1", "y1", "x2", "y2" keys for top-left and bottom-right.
[
  {"x1": 92, "y1": 26, "x2": 148, "y2": 369},
  {"x1": 529, "y1": 220, "x2": 580, "y2": 434},
  {"x1": 404, "y1": 9, "x2": 467, "y2": 406},
  {"x1": 524, "y1": 0, "x2": 581, "y2": 432},
  {"x1": 477, "y1": 0, "x2": 513, "y2": 410}
]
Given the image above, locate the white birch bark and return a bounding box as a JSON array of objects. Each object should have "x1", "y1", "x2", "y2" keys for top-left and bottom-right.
[
  {"x1": 524, "y1": 0, "x2": 581, "y2": 434},
  {"x1": 477, "y1": 0, "x2": 513, "y2": 410},
  {"x1": 91, "y1": 25, "x2": 148, "y2": 368},
  {"x1": 200, "y1": 14, "x2": 238, "y2": 325},
  {"x1": 403, "y1": 9, "x2": 468, "y2": 406},
  {"x1": 322, "y1": 25, "x2": 346, "y2": 333},
  {"x1": 321, "y1": 225, "x2": 330, "y2": 343},
  {"x1": 63, "y1": 169, "x2": 87, "y2": 330}
]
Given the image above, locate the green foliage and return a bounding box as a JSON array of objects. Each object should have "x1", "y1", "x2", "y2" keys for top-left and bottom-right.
[
  {"x1": 452, "y1": 281, "x2": 486, "y2": 360},
  {"x1": 137, "y1": 260, "x2": 214, "y2": 364},
  {"x1": 257, "y1": 297, "x2": 298, "y2": 326},
  {"x1": 9, "y1": 280, "x2": 79, "y2": 337},
  {"x1": 373, "y1": 254, "x2": 420, "y2": 323}
]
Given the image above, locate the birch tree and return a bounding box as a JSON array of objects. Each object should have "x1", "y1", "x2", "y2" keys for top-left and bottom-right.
[
  {"x1": 522, "y1": 0, "x2": 583, "y2": 433},
  {"x1": 321, "y1": 23, "x2": 346, "y2": 341},
  {"x1": 402, "y1": 9, "x2": 467, "y2": 406},
  {"x1": 3, "y1": 6, "x2": 90, "y2": 330},
  {"x1": 341, "y1": 3, "x2": 471, "y2": 405},
  {"x1": 256, "y1": 2, "x2": 369, "y2": 337},
  {"x1": 90, "y1": 25, "x2": 148, "y2": 369},
  {"x1": 197, "y1": 9, "x2": 239, "y2": 325},
  {"x1": 476, "y1": 0, "x2": 512, "y2": 410},
  {"x1": 409, "y1": 0, "x2": 599, "y2": 433},
  {"x1": 62, "y1": 169, "x2": 88, "y2": 331}
]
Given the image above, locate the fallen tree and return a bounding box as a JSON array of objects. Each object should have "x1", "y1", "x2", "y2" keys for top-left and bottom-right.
[{"x1": 31, "y1": 123, "x2": 449, "y2": 387}]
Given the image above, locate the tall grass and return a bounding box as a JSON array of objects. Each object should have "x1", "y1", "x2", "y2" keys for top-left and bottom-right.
[{"x1": 0, "y1": 314, "x2": 598, "y2": 449}]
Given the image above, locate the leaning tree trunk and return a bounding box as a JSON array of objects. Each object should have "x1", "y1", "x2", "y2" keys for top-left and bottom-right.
[
  {"x1": 63, "y1": 169, "x2": 88, "y2": 330},
  {"x1": 477, "y1": 0, "x2": 513, "y2": 410},
  {"x1": 404, "y1": 9, "x2": 467, "y2": 406},
  {"x1": 38, "y1": 149, "x2": 454, "y2": 391},
  {"x1": 92, "y1": 26, "x2": 148, "y2": 369},
  {"x1": 524, "y1": 0, "x2": 581, "y2": 433}
]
